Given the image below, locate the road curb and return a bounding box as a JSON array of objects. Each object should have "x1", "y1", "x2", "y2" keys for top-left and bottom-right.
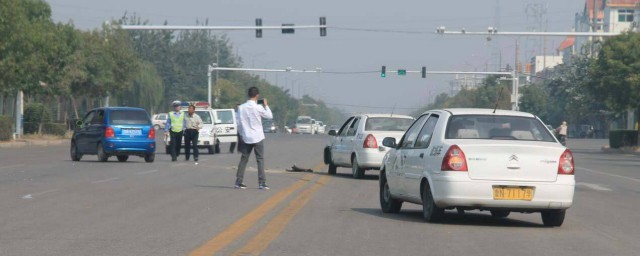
[
  {"x1": 601, "y1": 146, "x2": 640, "y2": 156},
  {"x1": 0, "y1": 139, "x2": 67, "y2": 148}
]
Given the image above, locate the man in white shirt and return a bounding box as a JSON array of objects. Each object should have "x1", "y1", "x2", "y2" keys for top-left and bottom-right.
[{"x1": 235, "y1": 87, "x2": 273, "y2": 190}]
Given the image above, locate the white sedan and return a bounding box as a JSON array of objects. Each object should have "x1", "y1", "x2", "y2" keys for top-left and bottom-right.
[
  {"x1": 379, "y1": 108, "x2": 575, "y2": 227},
  {"x1": 324, "y1": 114, "x2": 415, "y2": 179}
]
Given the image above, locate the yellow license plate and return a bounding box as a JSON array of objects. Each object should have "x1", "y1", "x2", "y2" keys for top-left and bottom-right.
[{"x1": 492, "y1": 186, "x2": 534, "y2": 201}]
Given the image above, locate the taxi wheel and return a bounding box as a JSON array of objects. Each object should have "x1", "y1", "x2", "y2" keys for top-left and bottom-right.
[
  {"x1": 70, "y1": 141, "x2": 82, "y2": 162},
  {"x1": 351, "y1": 156, "x2": 365, "y2": 179},
  {"x1": 97, "y1": 143, "x2": 108, "y2": 162},
  {"x1": 541, "y1": 209, "x2": 566, "y2": 227},
  {"x1": 490, "y1": 210, "x2": 510, "y2": 218},
  {"x1": 422, "y1": 182, "x2": 444, "y2": 223},
  {"x1": 144, "y1": 153, "x2": 155, "y2": 163},
  {"x1": 380, "y1": 173, "x2": 402, "y2": 213},
  {"x1": 117, "y1": 155, "x2": 129, "y2": 162}
]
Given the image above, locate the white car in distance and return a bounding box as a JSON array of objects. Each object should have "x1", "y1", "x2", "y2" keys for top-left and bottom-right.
[
  {"x1": 379, "y1": 108, "x2": 575, "y2": 227},
  {"x1": 324, "y1": 114, "x2": 415, "y2": 179}
]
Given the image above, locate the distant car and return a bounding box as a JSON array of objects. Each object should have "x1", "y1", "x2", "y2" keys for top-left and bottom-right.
[
  {"x1": 71, "y1": 107, "x2": 156, "y2": 163},
  {"x1": 296, "y1": 116, "x2": 315, "y2": 134},
  {"x1": 151, "y1": 113, "x2": 168, "y2": 130},
  {"x1": 262, "y1": 119, "x2": 278, "y2": 133},
  {"x1": 324, "y1": 114, "x2": 415, "y2": 179},
  {"x1": 316, "y1": 121, "x2": 326, "y2": 134},
  {"x1": 379, "y1": 108, "x2": 574, "y2": 226}
]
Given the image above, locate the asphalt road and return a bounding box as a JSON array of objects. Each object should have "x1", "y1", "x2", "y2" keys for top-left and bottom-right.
[{"x1": 0, "y1": 135, "x2": 638, "y2": 256}]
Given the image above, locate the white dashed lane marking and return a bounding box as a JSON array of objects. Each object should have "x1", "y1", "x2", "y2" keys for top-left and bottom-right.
[{"x1": 91, "y1": 177, "x2": 119, "y2": 184}]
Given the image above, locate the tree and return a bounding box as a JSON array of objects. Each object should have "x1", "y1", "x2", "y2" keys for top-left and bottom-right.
[{"x1": 589, "y1": 32, "x2": 640, "y2": 130}]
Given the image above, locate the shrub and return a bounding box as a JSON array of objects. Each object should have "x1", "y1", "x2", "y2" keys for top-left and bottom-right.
[
  {"x1": 0, "y1": 115, "x2": 13, "y2": 141},
  {"x1": 609, "y1": 130, "x2": 639, "y2": 149},
  {"x1": 24, "y1": 103, "x2": 52, "y2": 134},
  {"x1": 43, "y1": 123, "x2": 68, "y2": 136}
]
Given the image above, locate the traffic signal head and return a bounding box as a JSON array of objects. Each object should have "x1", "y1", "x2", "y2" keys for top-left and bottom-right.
[
  {"x1": 256, "y1": 18, "x2": 262, "y2": 38},
  {"x1": 320, "y1": 17, "x2": 326, "y2": 37},
  {"x1": 381, "y1": 66, "x2": 386, "y2": 78}
]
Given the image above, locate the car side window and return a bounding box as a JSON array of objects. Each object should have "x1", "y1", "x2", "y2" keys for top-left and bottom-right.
[
  {"x1": 82, "y1": 111, "x2": 95, "y2": 126},
  {"x1": 338, "y1": 117, "x2": 354, "y2": 136},
  {"x1": 346, "y1": 117, "x2": 361, "y2": 137},
  {"x1": 91, "y1": 110, "x2": 105, "y2": 125},
  {"x1": 400, "y1": 115, "x2": 429, "y2": 149},
  {"x1": 414, "y1": 115, "x2": 439, "y2": 149}
]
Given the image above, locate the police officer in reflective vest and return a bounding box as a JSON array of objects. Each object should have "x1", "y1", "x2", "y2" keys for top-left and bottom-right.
[{"x1": 165, "y1": 100, "x2": 185, "y2": 162}]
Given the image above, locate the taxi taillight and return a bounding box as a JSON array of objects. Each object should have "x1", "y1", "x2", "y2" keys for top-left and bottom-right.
[
  {"x1": 148, "y1": 129, "x2": 155, "y2": 139},
  {"x1": 441, "y1": 145, "x2": 468, "y2": 171},
  {"x1": 363, "y1": 134, "x2": 378, "y2": 148},
  {"x1": 105, "y1": 127, "x2": 115, "y2": 138},
  {"x1": 558, "y1": 149, "x2": 575, "y2": 175}
]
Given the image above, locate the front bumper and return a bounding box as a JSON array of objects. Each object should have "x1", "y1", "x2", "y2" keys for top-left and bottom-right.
[{"x1": 430, "y1": 172, "x2": 575, "y2": 210}]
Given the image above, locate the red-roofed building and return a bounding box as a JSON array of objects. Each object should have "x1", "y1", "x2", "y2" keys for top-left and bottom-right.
[{"x1": 574, "y1": 0, "x2": 640, "y2": 56}]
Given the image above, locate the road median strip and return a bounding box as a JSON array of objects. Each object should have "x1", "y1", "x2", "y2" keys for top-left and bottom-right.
[{"x1": 189, "y1": 173, "x2": 315, "y2": 256}]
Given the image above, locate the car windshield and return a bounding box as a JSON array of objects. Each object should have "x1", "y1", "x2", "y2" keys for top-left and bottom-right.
[
  {"x1": 364, "y1": 117, "x2": 414, "y2": 131},
  {"x1": 446, "y1": 115, "x2": 556, "y2": 142},
  {"x1": 297, "y1": 117, "x2": 312, "y2": 124},
  {"x1": 110, "y1": 110, "x2": 150, "y2": 125},
  {"x1": 216, "y1": 110, "x2": 234, "y2": 124},
  {"x1": 182, "y1": 111, "x2": 212, "y2": 124}
]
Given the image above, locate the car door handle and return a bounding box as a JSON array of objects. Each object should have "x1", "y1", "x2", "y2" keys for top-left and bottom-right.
[{"x1": 419, "y1": 153, "x2": 424, "y2": 158}]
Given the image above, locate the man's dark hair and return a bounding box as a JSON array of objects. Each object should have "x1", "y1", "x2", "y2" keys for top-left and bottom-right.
[
  {"x1": 248, "y1": 87, "x2": 260, "y2": 98},
  {"x1": 188, "y1": 105, "x2": 196, "y2": 110}
]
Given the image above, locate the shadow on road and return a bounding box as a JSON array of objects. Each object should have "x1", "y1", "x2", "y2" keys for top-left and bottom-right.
[
  {"x1": 352, "y1": 208, "x2": 546, "y2": 228},
  {"x1": 315, "y1": 172, "x2": 380, "y2": 181}
]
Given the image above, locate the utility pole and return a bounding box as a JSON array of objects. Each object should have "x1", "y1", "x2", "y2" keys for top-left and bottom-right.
[
  {"x1": 514, "y1": 40, "x2": 520, "y2": 111},
  {"x1": 591, "y1": 0, "x2": 598, "y2": 56},
  {"x1": 543, "y1": 19, "x2": 548, "y2": 79}
]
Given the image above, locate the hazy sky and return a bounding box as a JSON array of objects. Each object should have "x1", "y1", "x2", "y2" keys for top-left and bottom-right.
[{"x1": 47, "y1": 0, "x2": 584, "y2": 116}]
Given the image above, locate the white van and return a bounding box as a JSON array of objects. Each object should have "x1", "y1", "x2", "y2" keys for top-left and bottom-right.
[
  {"x1": 296, "y1": 116, "x2": 315, "y2": 134},
  {"x1": 212, "y1": 108, "x2": 238, "y2": 153},
  {"x1": 164, "y1": 106, "x2": 217, "y2": 154}
]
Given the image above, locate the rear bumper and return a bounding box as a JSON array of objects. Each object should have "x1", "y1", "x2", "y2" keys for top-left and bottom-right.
[
  {"x1": 217, "y1": 134, "x2": 238, "y2": 143},
  {"x1": 430, "y1": 172, "x2": 575, "y2": 210},
  {"x1": 355, "y1": 148, "x2": 389, "y2": 169},
  {"x1": 103, "y1": 139, "x2": 156, "y2": 154}
]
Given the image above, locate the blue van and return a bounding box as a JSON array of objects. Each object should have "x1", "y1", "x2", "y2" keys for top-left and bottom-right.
[{"x1": 71, "y1": 107, "x2": 156, "y2": 162}]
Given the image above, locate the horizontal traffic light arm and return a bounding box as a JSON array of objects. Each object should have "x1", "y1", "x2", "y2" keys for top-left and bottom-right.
[
  {"x1": 121, "y1": 25, "x2": 327, "y2": 30},
  {"x1": 386, "y1": 70, "x2": 512, "y2": 75}
]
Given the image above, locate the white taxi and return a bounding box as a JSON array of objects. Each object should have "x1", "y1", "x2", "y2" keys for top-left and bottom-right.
[
  {"x1": 324, "y1": 114, "x2": 415, "y2": 179},
  {"x1": 379, "y1": 108, "x2": 575, "y2": 227}
]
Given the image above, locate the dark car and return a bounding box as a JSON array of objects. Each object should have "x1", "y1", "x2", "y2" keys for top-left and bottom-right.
[{"x1": 70, "y1": 107, "x2": 156, "y2": 162}]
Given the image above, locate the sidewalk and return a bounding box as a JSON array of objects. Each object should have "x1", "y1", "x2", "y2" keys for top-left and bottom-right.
[{"x1": 0, "y1": 139, "x2": 67, "y2": 148}]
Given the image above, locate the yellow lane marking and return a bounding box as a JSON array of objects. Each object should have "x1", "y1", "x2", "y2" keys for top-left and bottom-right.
[
  {"x1": 231, "y1": 175, "x2": 331, "y2": 256},
  {"x1": 189, "y1": 173, "x2": 314, "y2": 256}
]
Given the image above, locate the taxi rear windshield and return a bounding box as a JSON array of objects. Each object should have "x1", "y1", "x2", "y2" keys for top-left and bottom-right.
[
  {"x1": 110, "y1": 110, "x2": 150, "y2": 125},
  {"x1": 445, "y1": 115, "x2": 555, "y2": 142},
  {"x1": 365, "y1": 117, "x2": 414, "y2": 131}
]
